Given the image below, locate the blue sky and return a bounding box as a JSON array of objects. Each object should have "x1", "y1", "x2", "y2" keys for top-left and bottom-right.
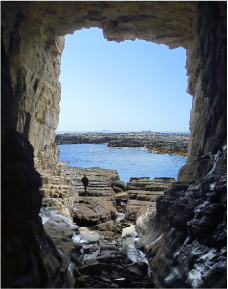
[{"x1": 57, "y1": 28, "x2": 192, "y2": 132}]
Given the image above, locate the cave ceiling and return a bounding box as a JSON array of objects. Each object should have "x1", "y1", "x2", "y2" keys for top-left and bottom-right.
[{"x1": 18, "y1": 1, "x2": 197, "y2": 49}]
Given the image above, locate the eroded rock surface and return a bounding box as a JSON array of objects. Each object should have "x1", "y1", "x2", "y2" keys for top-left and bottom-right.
[
  {"x1": 136, "y1": 146, "x2": 227, "y2": 288},
  {"x1": 125, "y1": 177, "x2": 175, "y2": 221},
  {"x1": 62, "y1": 166, "x2": 119, "y2": 226},
  {"x1": 40, "y1": 209, "x2": 83, "y2": 288},
  {"x1": 35, "y1": 143, "x2": 79, "y2": 221}
]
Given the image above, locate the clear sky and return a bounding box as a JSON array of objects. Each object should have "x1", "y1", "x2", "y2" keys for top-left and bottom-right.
[{"x1": 57, "y1": 27, "x2": 192, "y2": 133}]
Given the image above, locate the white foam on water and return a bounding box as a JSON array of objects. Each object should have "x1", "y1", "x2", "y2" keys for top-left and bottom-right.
[
  {"x1": 115, "y1": 208, "x2": 125, "y2": 222},
  {"x1": 39, "y1": 208, "x2": 76, "y2": 227},
  {"x1": 72, "y1": 234, "x2": 88, "y2": 244}
]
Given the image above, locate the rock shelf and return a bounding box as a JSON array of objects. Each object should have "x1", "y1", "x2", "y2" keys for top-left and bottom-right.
[
  {"x1": 55, "y1": 132, "x2": 190, "y2": 156},
  {"x1": 61, "y1": 166, "x2": 175, "y2": 230},
  {"x1": 40, "y1": 165, "x2": 175, "y2": 287}
]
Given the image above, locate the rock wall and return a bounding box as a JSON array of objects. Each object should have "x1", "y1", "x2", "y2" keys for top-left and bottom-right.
[
  {"x1": 1, "y1": 128, "x2": 63, "y2": 287},
  {"x1": 1, "y1": 1, "x2": 226, "y2": 288},
  {"x1": 136, "y1": 145, "x2": 227, "y2": 287},
  {"x1": 34, "y1": 143, "x2": 78, "y2": 221},
  {"x1": 2, "y1": 2, "x2": 64, "y2": 156},
  {"x1": 178, "y1": 1, "x2": 227, "y2": 181},
  {"x1": 134, "y1": 5, "x2": 227, "y2": 287}
]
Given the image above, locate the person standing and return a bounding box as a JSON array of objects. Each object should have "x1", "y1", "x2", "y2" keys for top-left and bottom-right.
[{"x1": 81, "y1": 175, "x2": 90, "y2": 196}]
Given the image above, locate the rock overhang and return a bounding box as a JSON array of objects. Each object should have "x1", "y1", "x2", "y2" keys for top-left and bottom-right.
[{"x1": 8, "y1": 1, "x2": 198, "y2": 47}]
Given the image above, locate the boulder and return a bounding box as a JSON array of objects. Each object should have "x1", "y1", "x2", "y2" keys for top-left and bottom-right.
[
  {"x1": 113, "y1": 186, "x2": 124, "y2": 193},
  {"x1": 124, "y1": 266, "x2": 144, "y2": 277},
  {"x1": 96, "y1": 220, "x2": 114, "y2": 231},
  {"x1": 96, "y1": 254, "x2": 114, "y2": 264},
  {"x1": 100, "y1": 244, "x2": 118, "y2": 252},
  {"x1": 111, "y1": 180, "x2": 126, "y2": 191}
]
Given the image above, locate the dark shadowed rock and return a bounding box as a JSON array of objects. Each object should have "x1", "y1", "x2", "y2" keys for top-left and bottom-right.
[{"x1": 79, "y1": 262, "x2": 102, "y2": 276}]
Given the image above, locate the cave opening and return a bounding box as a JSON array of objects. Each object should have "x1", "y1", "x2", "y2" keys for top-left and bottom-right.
[
  {"x1": 56, "y1": 27, "x2": 192, "y2": 181},
  {"x1": 2, "y1": 2, "x2": 226, "y2": 288},
  {"x1": 57, "y1": 27, "x2": 192, "y2": 133}
]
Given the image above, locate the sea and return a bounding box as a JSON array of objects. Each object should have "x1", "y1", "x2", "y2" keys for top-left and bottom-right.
[{"x1": 56, "y1": 131, "x2": 189, "y2": 184}]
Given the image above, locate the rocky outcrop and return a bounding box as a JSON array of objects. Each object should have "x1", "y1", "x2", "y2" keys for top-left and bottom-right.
[
  {"x1": 62, "y1": 166, "x2": 119, "y2": 226},
  {"x1": 124, "y1": 177, "x2": 175, "y2": 222},
  {"x1": 61, "y1": 167, "x2": 176, "y2": 227},
  {"x1": 55, "y1": 132, "x2": 190, "y2": 156},
  {"x1": 136, "y1": 145, "x2": 227, "y2": 288}
]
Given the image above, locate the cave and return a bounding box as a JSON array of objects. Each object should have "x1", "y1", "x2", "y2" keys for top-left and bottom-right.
[{"x1": 1, "y1": 1, "x2": 227, "y2": 288}]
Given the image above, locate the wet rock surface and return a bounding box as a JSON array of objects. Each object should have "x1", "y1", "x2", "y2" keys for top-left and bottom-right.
[
  {"x1": 76, "y1": 255, "x2": 153, "y2": 288},
  {"x1": 136, "y1": 146, "x2": 227, "y2": 288},
  {"x1": 55, "y1": 132, "x2": 189, "y2": 156},
  {"x1": 4, "y1": 130, "x2": 226, "y2": 288},
  {"x1": 40, "y1": 207, "x2": 154, "y2": 288},
  {"x1": 38, "y1": 165, "x2": 174, "y2": 288},
  {"x1": 40, "y1": 209, "x2": 83, "y2": 286}
]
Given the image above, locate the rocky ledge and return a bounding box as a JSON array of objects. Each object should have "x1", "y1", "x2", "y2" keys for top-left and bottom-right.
[
  {"x1": 39, "y1": 165, "x2": 175, "y2": 288},
  {"x1": 45, "y1": 166, "x2": 175, "y2": 240},
  {"x1": 55, "y1": 132, "x2": 190, "y2": 156}
]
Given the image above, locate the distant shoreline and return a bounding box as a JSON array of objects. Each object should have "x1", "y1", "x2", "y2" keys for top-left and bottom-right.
[
  {"x1": 55, "y1": 131, "x2": 190, "y2": 156},
  {"x1": 55, "y1": 130, "x2": 190, "y2": 134}
]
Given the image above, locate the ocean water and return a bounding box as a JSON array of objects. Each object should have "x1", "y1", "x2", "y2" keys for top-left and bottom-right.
[{"x1": 58, "y1": 143, "x2": 187, "y2": 184}]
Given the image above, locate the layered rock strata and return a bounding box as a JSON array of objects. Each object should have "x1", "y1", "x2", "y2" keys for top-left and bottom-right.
[
  {"x1": 136, "y1": 145, "x2": 227, "y2": 288},
  {"x1": 124, "y1": 177, "x2": 175, "y2": 221},
  {"x1": 61, "y1": 166, "x2": 175, "y2": 226},
  {"x1": 63, "y1": 166, "x2": 119, "y2": 226},
  {"x1": 55, "y1": 132, "x2": 190, "y2": 156},
  {"x1": 1, "y1": 1, "x2": 227, "y2": 288},
  {"x1": 34, "y1": 143, "x2": 78, "y2": 220}
]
